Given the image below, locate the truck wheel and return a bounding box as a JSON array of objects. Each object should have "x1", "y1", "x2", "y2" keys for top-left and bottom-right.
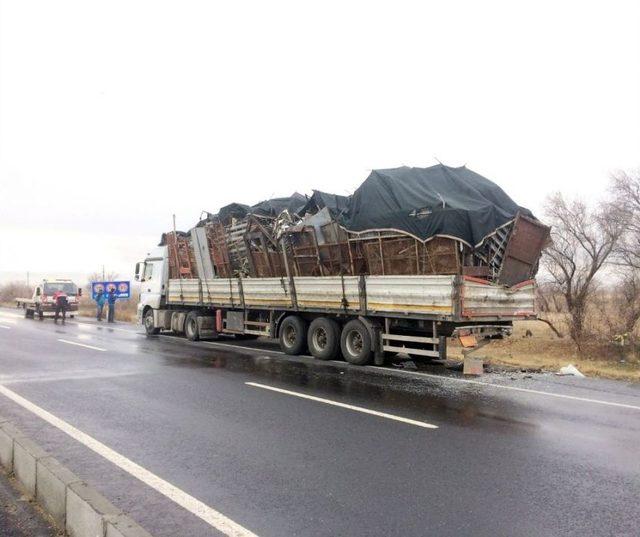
[
  {"x1": 279, "y1": 316, "x2": 308, "y2": 355},
  {"x1": 143, "y1": 309, "x2": 160, "y2": 335},
  {"x1": 308, "y1": 317, "x2": 341, "y2": 360},
  {"x1": 185, "y1": 311, "x2": 200, "y2": 341},
  {"x1": 341, "y1": 319, "x2": 373, "y2": 365},
  {"x1": 37, "y1": 306, "x2": 44, "y2": 320},
  {"x1": 25, "y1": 308, "x2": 33, "y2": 319}
]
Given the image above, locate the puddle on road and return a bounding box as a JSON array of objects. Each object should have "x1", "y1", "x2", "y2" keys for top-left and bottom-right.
[{"x1": 133, "y1": 336, "x2": 538, "y2": 432}]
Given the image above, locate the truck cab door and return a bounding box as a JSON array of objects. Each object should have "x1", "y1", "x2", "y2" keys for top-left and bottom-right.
[{"x1": 139, "y1": 259, "x2": 164, "y2": 310}]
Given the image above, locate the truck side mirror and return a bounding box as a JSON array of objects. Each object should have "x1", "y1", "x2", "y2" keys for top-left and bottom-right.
[
  {"x1": 36, "y1": 287, "x2": 41, "y2": 296},
  {"x1": 135, "y1": 262, "x2": 141, "y2": 281},
  {"x1": 78, "y1": 288, "x2": 82, "y2": 297}
]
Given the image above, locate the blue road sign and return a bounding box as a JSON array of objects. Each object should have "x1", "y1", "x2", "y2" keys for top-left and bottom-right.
[{"x1": 91, "y1": 281, "x2": 131, "y2": 300}]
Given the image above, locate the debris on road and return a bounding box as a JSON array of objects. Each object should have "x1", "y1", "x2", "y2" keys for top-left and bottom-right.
[
  {"x1": 557, "y1": 364, "x2": 586, "y2": 378},
  {"x1": 463, "y1": 356, "x2": 484, "y2": 376}
]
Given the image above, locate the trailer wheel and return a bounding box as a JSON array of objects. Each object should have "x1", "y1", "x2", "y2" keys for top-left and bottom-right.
[
  {"x1": 308, "y1": 317, "x2": 341, "y2": 360},
  {"x1": 185, "y1": 311, "x2": 200, "y2": 341},
  {"x1": 341, "y1": 319, "x2": 372, "y2": 365},
  {"x1": 143, "y1": 309, "x2": 160, "y2": 335},
  {"x1": 279, "y1": 316, "x2": 308, "y2": 355}
]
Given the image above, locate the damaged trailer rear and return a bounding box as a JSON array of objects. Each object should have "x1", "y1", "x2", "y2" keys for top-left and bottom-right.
[{"x1": 141, "y1": 164, "x2": 549, "y2": 364}]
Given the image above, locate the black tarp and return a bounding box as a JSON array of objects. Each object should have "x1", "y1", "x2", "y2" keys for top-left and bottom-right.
[
  {"x1": 298, "y1": 190, "x2": 350, "y2": 218},
  {"x1": 341, "y1": 165, "x2": 533, "y2": 247},
  {"x1": 217, "y1": 202, "x2": 252, "y2": 222},
  {"x1": 216, "y1": 193, "x2": 307, "y2": 223},
  {"x1": 251, "y1": 192, "x2": 307, "y2": 217}
]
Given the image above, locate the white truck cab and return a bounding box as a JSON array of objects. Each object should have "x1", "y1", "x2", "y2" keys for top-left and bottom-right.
[
  {"x1": 17, "y1": 279, "x2": 81, "y2": 319},
  {"x1": 135, "y1": 246, "x2": 169, "y2": 328}
]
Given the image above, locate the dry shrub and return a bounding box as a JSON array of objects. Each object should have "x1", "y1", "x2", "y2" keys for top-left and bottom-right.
[{"x1": 0, "y1": 281, "x2": 31, "y2": 304}]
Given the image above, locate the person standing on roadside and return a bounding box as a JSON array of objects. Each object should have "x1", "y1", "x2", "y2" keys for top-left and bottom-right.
[
  {"x1": 52, "y1": 290, "x2": 68, "y2": 323},
  {"x1": 95, "y1": 288, "x2": 106, "y2": 321},
  {"x1": 107, "y1": 287, "x2": 118, "y2": 323}
]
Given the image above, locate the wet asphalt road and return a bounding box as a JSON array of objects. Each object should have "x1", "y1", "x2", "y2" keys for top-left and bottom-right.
[{"x1": 0, "y1": 307, "x2": 639, "y2": 537}]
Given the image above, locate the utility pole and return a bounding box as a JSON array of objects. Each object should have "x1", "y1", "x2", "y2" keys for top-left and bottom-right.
[
  {"x1": 26, "y1": 271, "x2": 29, "y2": 287},
  {"x1": 102, "y1": 265, "x2": 105, "y2": 281}
]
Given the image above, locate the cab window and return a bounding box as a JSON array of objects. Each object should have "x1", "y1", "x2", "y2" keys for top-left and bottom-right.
[{"x1": 143, "y1": 263, "x2": 154, "y2": 281}]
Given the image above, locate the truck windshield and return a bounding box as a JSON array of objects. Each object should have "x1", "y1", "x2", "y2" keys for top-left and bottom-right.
[{"x1": 43, "y1": 282, "x2": 78, "y2": 295}]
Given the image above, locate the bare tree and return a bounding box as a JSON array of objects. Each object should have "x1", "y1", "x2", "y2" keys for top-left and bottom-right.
[
  {"x1": 610, "y1": 170, "x2": 640, "y2": 269},
  {"x1": 86, "y1": 271, "x2": 120, "y2": 284},
  {"x1": 542, "y1": 193, "x2": 625, "y2": 349},
  {"x1": 85, "y1": 271, "x2": 121, "y2": 293},
  {"x1": 608, "y1": 170, "x2": 640, "y2": 336},
  {"x1": 614, "y1": 270, "x2": 640, "y2": 337}
]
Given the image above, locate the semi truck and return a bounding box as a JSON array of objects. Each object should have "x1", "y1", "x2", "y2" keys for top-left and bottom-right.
[{"x1": 135, "y1": 165, "x2": 548, "y2": 365}]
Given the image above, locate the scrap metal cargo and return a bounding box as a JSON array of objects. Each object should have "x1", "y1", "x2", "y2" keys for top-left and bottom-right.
[{"x1": 135, "y1": 164, "x2": 550, "y2": 364}]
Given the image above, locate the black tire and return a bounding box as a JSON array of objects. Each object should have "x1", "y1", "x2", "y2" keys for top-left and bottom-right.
[
  {"x1": 308, "y1": 317, "x2": 341, "y2": 360},
  {"x1": 340, "y1": 319, "x2": 373, "y2": 365},
  {"x1": 143, "y1": 309, "x2": 160, "y2": 335},
  {"x1": 37, "y1": 306, "x2": 44, "y2": 320},
  {"x1": 185, "y1": 311, "x2": 200, "y2": 341},
  {"x1": 279, "y1": 316, "x2": 308, "y2": 355},
  {"x1": 25, "y1": 308, "x2": 34, "y2": 319}
]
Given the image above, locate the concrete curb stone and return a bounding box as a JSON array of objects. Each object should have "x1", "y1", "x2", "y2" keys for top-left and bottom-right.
[
  {"x1": 67, "y1": 482, "x2": 121, "y2": 537},
  {"x1": 37, "y1": 455, "x2": 82, "y2": 526},
  {"x1": 0, "y1": 421, "x2": 26, "y2": 472},
  {"x1": 13, "y1": 435, "x2": 49, "y2": 496}
]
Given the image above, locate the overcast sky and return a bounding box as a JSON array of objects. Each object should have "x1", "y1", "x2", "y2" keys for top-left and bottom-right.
[{"x1": 1, "y1": 1, "x2": 639, "y2": 283}]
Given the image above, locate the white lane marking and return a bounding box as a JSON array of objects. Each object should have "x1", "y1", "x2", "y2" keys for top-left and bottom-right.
[
  {"x1": 246, "y1": 382, "x2": 438, "y2": 429},
  {"x1": 368, "y1": 366, "x2": 640, "y2": 411},
  {"x1": 57, "y1": 339, "x2": 107, "y2": 352},
  {"x1": 0, "y1": 384, "x2": 259, "y2": 537},
  {"x1": 0, "y1": 325, "x2": 11, "y2": 330},
  {"x1": 0, "y1": 319, "x2": 17, "y2": 324}
]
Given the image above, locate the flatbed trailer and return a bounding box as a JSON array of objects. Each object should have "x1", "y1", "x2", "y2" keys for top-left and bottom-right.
[{"x1": 137, "y1": 246, "x2": 536, "y2": 365}]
